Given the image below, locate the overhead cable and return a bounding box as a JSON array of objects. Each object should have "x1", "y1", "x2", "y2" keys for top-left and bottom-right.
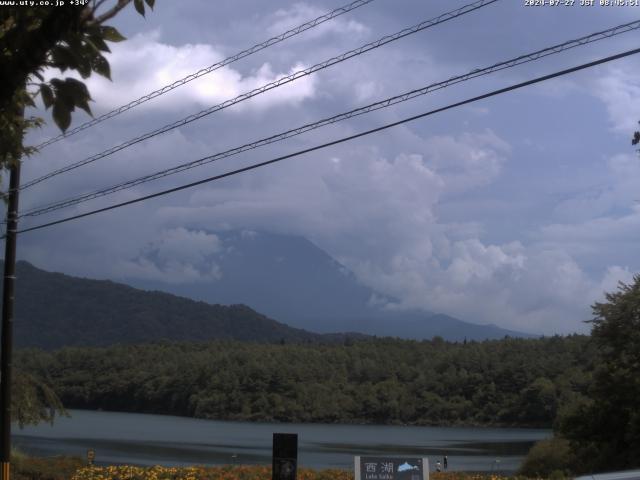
[
  {"x1": 19, "y1": 0, "x2": 499, "y2": 192},
  {"x1": 33, "y1": 0, "x2": 377, "y2": 150},
  {"x1": 18, "y1": 19, "x2": 640, "y2": 219},
  {"x1": 10, "y1": 46, "x2": 640, "y2": 237}
]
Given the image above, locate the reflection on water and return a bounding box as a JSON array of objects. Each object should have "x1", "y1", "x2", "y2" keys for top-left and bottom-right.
[{"x1": 14, "y1": 410, "x2": 550, "y2": 471}]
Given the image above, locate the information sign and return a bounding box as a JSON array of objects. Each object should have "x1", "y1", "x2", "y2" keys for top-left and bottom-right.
[{"x1": 355, "y1": 456, "x2": 429, "y2": 480}]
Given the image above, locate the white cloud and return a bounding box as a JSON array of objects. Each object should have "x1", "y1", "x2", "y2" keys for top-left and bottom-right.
[
  {"x1": 347, "y1": 239, "x2": 633, "y2": 334},
  {"x1": 423, "y1": 130, "x2": 511, "y2": 193},
  {"x1": 130, "y1": 127, "x2": 636, "y2": 335},
  {"x1": 539, "y1": 207, "x2": 640, "y2": 262},
  {"x1": 266, "y1": 3, "x2": 368, "y2": 39},
  {"x1": 115, "y1": 228, "x2": 223, "y2": 284},
  {"x1": 596, "y1": 265, "x2": 635, "y2": 299},
  {"x1": 445, "y1": 239, "x2": 525, "y2": 285},
  {"x1": 542, "y1": 153, "x2": 640, "y2": 261},
  {"x1": 48, "y1": 30, "x2": 317, "y2": 115},
  {"x1": 591, "y1": 65, "x2": 640, "y2": 134},
  {"x1": 354, "y1": 80, "x2": 381, "y2": 102},
  {"x1": 140, "y1": 130, "x2": 611, "y2": 333}
]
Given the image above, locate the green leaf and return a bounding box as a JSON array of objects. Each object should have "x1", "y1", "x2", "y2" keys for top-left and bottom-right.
[
  {"x1": 49, "y1": 78, "x2": 64, "y2": 90},
  {"x1": 40, "y1": 84, "x2": 54, "y2": 109},
  {"x1": 75, "y1": 60, "x2": 91, "y2": 78},
  {"x1": 92, "y1": 54, "x2": 111, "y2": 80},
  {"x1": 64, "y1": 77, "x2": 90, "y2": 96},
  {"x1": 100, "y1": 26, "x2": 126, "y2": 43},
  {"x1": 83, "y1": 38, "x2": 100, "y2": 54},
  {"x1": 134, "y1": 0, "x2": 145, "y2": 16},
  {"x1": 144, "y1": 0, "x2": 155, "y2": 8},
  {"x1": 64, "y1": 78, "x2": 93, "y2": 116},
  {"x1": 52, "y1": 100, "x2": 71, "y2": 132},
  {"x1": 50, "y1": 78, "x2": 91, "y2": 115},
  {"x1": 55, "y1": 86, "x2": 75, "y2": 110},
  {"x1": 24, "y1": 95, "x2": 36, "y2": 108},
  {"x1": 75, "y1": 97, "x2": 92, "y2": 116},
  {"x1": 51, "y1": 46, "x2": 76, "y2": 71},
  {"x1": 89, "y1": 35, "x2": 110, "y2": 53},
  {"x1": 67, "y1": 38, "x2": 93, "y2": 79}
]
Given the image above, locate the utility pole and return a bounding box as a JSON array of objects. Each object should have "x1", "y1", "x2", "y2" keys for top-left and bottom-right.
[{"x1": 0, "y1": 162, "x2": 21, "y2": 480}]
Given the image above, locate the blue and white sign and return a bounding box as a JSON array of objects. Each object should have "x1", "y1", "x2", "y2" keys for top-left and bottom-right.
[{"x1": 355, "y1": 456, "x2": 429, "y2": 480}]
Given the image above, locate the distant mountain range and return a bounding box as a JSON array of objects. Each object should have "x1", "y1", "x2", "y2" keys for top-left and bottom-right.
[
  {"x1": 4, "y1": 261, "x2": 360, "y2": 349},
  {"x1": 1, "y1": 231, "x2": 532, "y2": 349},
  {"x1": 122, "y1": 230, "x2": 533, "y2": 341},
  {"x1": 125, "y1": 230, "x2": 387, "y2": 332}
]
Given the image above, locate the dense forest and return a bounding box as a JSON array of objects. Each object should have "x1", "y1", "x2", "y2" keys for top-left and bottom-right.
[{"x1": 18, "y1": 335, "x2": 594, "y2": 428}]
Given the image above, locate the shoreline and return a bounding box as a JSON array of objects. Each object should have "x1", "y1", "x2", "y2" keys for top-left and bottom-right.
[{"x1": 50, "y1": 407, "x2": 554, "y2": 430}]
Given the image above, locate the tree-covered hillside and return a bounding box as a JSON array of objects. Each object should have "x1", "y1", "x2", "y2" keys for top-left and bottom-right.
[
  {"x1": 19, "y1": 335, "x2": 593, "y2": 427},
  {"x1": 4, "y1": 261, "x2": 360, "y2": 348}
]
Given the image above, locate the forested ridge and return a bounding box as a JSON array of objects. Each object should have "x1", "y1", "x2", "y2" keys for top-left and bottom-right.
[
  {"x1": 5, "y1": 261, "x2": 365, "y2": 349},
  {"x1": 4, "y1": 260, "x2": 528, "y2": 349},
  {"x1": 19, "y1": 335, "x2": 593, "y2": 428}
]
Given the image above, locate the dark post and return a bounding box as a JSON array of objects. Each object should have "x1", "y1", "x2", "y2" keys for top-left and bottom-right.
[
  {"x1": 0, "y1": 162, "x2": 21, "y2": 480},
  {"x1": 272, "y1": 433, "x2": 297, "y2": 480}
]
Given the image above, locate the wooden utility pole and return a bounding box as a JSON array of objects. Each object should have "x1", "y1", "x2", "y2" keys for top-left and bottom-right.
[{"x1": 0, "y1": 162, "x2": 21, "y2": 480}]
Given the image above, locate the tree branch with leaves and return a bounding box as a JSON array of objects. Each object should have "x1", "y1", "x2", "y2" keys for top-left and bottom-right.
[
  {"x1": 0, "y1": 0, "x2": 155, "y2": 426},
  {"x1": 0, "y1": 0, "x2": 154, "y2": 173}
]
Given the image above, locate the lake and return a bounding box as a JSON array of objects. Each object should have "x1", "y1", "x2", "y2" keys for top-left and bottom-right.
[{"x1": 14, "y1": 410, "x2": 550, "y2": 472}]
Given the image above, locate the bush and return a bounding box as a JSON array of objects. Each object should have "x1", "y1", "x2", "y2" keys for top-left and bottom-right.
[
  {"x1": 12, "y1": 453, "x2": 84, "y2": 480},
  {"x1": 518, "y1": 437, "x2": 576, "y2": 478}
]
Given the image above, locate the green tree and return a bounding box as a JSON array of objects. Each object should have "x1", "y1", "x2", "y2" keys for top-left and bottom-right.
[
  {"x1": 0, "y1": 0, "x2": 154, "y2": 425},
  {"x1": 518, "y1": 377, "x2": 558, "y2": 425},
  {"x1": 558, "y1": 276, "x2": 640, "y2": 473},
  {"x1": 12, "y1": 371, "x2": 65, "y2": 428},
  {"x1": 0, "y1": 0, "x2": 154, "y2": 176}
]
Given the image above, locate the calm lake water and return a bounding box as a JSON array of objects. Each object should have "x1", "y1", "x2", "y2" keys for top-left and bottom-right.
[{"x1": 14, "y1": 410, "x2": 550, "y2": 472}]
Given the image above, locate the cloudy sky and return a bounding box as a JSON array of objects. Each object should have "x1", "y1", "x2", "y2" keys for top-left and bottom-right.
[{"x1": 13, "y1": 0, "x2": 640, "y2": 335}]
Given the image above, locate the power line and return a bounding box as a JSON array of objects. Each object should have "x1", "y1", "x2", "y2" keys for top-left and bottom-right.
[
  {"x1": 18, "y1": 19, "x2": 640, "y2": 219},
  {"x1": 19, "y1": 0, "x2": 498, "y2": 193},
  {"x1": 10, "y1": 46, "x2": 640, "y2": 238},
  {"x1": 33, "y1": 0, "x2": 376, "y2": 150}
]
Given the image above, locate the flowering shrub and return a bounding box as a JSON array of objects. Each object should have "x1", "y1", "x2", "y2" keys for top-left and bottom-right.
[
  {"x1": 69, "y1": 466, "x2": 540, "y2": 480},
  {"x1": 70, "y1": 465, "x2": 353, "y2": 480}
]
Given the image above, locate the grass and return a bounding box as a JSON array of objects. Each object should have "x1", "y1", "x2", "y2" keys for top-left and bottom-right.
[{"x1": 12, "y1": 454, "x2": 85, "y2": 480}]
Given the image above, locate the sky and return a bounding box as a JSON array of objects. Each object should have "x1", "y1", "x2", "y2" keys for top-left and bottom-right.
[{"x1": 12, "y1": 0, "x2": 640, "y2": 335}]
